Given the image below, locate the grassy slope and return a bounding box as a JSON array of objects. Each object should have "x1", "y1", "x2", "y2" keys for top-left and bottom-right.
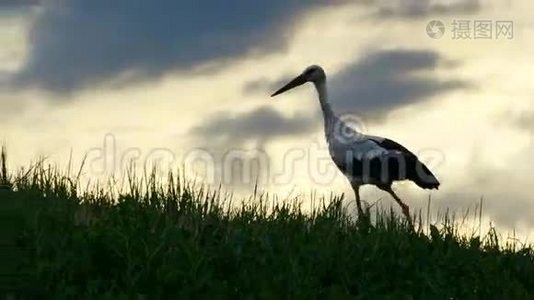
[{"x1": 1, "y1": 155, "x2": 534, "y2": 298}]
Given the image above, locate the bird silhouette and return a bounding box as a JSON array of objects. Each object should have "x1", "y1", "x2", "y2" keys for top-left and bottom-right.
[{"x1": 271, "y1": 65, "x2": 439, "y2": 225}]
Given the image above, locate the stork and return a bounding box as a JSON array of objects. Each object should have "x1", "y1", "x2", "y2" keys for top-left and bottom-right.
[{"x1": 271, "y1": 65, "x2": 440, "y2": 224}]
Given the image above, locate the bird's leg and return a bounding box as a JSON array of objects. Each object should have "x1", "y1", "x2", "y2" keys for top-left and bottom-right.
[
  {"x1": 351, "y1": 183, "x2": 364, "y2": 217},
  {"x1": 386, "y1": 188, "x2": 413, "y2": 227}
]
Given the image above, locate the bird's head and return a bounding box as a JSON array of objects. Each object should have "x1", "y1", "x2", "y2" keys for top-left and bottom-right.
[{"x1": 271, "y1": 65, "x2": 326, "y2": 97}]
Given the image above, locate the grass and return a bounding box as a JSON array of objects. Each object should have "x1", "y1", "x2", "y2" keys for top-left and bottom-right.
[{"x1": 1, "y1": 149, "x2": 534, "y2": 299}]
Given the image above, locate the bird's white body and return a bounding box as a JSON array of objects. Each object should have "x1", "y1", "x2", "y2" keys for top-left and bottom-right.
[
  {"x1": 328, "y1": 136, "x2": 387, "y2": 170},
  {"x1": 314, "y1": 80, "x2": 392, "y2": 183}
]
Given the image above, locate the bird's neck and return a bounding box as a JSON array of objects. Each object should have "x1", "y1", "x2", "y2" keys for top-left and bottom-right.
[{"x1": 314, "y1": 79, "x2": 336, "y2": 136}]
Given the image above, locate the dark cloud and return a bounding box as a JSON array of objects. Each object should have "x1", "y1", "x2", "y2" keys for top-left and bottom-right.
[
  {"x1": 13, "y1": 0, "x2": 351, "y2": 92},
  {"x1": 375, "y1": 0, "x2": 480, "y2": 18},
  {"x1": 190, "y1": 106, "x2": 317, "y2": 148},
  {"x1": 329, "y1": 49, "x2": 469, "y2": 117},
  {"x1": 0, "y1": 0, "x2": 40, "y2": 6},
  {"x1": 10, "y1": 0, "x2": 482, "y2": 93}
]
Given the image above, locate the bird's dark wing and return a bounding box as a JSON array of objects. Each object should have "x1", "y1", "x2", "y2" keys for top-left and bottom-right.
[
  {"x1": 369, "y1": 137, "x2": 414, "y2": 155},
  {"x1": 367, "y1": 137, "x2": 440, "y2": 190}
]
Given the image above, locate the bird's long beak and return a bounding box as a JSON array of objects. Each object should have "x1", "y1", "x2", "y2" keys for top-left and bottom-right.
[{"x1": 271, "y1": 74, "x2": 307, "y2": 97}]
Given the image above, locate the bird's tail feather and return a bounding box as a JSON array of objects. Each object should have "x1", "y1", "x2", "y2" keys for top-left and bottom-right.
[{"x1": 413, "y1": 161, "x2": 440, "y2": 190}]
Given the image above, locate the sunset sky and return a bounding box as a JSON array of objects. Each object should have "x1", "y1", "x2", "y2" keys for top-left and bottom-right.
[{"x1": 1, "y1": 0, "x2": 533, "y2": 235}]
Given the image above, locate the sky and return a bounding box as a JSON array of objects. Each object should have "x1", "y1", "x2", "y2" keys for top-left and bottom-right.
[{"x1": 1, "y1": 0, "x2": 533, "y2": 236}]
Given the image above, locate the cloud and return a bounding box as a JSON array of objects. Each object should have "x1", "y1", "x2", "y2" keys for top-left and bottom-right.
[
  {"x1": 375, "y1": 0, "x2": 480, "y2": 18},
  {"x1": 449, "y1": 158, "x2": 534, "y2": 230},
  {"x1": 328, "y1": 49, "x2": 469, "y2": 117},
  {"x1": 514, "y1": 111, "x2": 534, "y2": 135},
  {"x1": 189, "y1": 106, "x2": 317, "y2": 148},
  {"x1": 0, "y1": 95, "x2": 28, "y2": 122},
  {"x1": 13, "y1": 0, "x2": 348, "y2": 92},
  {"x1": 0, "y1": 0, "x2": 40, "y2": 7}
]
